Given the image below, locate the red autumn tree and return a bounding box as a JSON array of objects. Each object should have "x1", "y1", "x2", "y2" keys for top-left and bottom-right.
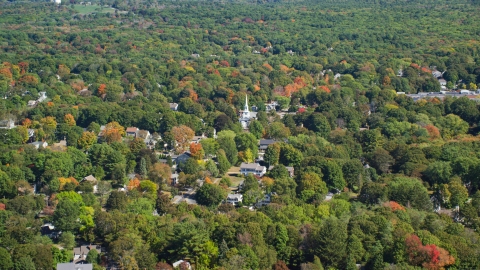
[
  {"x1": 405, "y1": 234, "x2": 454, "y2": 269},
  {"x1": 18, "y1": 62, "x2": 28, "y2": 74},
  {"x1": 98, "y1": 84, "x2": 107, "y2": 96}
]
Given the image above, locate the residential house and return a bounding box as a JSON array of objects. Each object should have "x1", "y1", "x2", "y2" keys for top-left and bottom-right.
[
  {"x1": 41, "y1": 223, "x2": 61, "y2": 239},
  {"x1": 240, "y1": 163, "x2": 266, "y2": 177},
  {"x1": 172, "y1": 152, "x2": 191, "y2": 165},
  {"x1": 29, "y1": 141, "x2": 48, "y2": 149},
  {"x1": 173, "y1": 260, "x2": 192, "y2": 270},
  {"x1": 82, "y1": 175, "x2": 98, "y2": 193},
  {"x1": 0, "y1": 119, "x2": 15, "y2": 129},
  {"x1": 286, "y1": 166, "x2": 295, "y2": 177},
  {"x1": 190, "y1": 134, "x2": 205, "y2": 144},
  {"x1": 169, "y1": 103, "x2": 179, "y2": 111},
  {"x1": 126, "y1": 127, "x2": 139, "y2": 137},
  {"x1": 73, "y1": 245, "x2": 102, "y2": 263},
  {"x1": 38, "y1": 92, "x2": 47, "y2": 102},
  {"x1": 432, "y1": 70, "x2": 443, "y2": 78},
  {"x1": 27, "y1": 100, "x2": 37, "y2": 107},
  {"x1": 57, "y1": 263, "x2": 93, "y2": 270},
  {"x1": 226, "y1": 194, "x2": 243, "y2": 206},
  {"x1": 265, "y1": 101, "x2": 278, "y2": 112},
  {"x1": 259, "y1": 139, "x2": 277, "y2": 151},
  {"x1": 256, "y1": 192, "x2": 275, "y2": 207},
  {"x1": 171, "y1": 173, "x2": 179, "y2": 185},
  {"x1": 438, "y1": 79, "x2": 447, "y2": 89}
]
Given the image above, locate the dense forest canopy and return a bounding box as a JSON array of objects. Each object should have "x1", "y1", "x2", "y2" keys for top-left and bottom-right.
[{"x1": 0, "y1": 0, "x2": 480, "y2": 269}]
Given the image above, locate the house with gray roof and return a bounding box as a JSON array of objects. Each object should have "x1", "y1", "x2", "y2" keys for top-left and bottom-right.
[
  {"x1": 240, "y1": 162, "x2": 266, "y2": 177},
  {"x1": 57, "y1": 263, "x2": 92, "y2": 270}
]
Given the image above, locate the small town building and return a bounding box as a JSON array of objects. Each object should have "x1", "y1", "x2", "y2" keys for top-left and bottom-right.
[
  {"x1": 169, "y1": 103, "x2": 179, "y2": 111},
  {"x1": 29, "y1": 141, "x2": 48, "y2": 149},
  {"x1": 240, "y1": 162, "x2": 266, "y2": 177},
  {"x1": 227, "y1": 194, "x2": 243, "y2": 206},
  {"x1": 73, "y1": 245, "x2": 102, "y2": 263},
  {"x1": 57, "y1": 263, "x2": 92, "y2": 270},
  {"x1": 239, "y1": 95, "x2": 257, "y2": 129}
]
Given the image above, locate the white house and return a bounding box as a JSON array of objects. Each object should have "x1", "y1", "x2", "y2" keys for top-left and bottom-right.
[
  {"x1": 38, "y1": 92, "x2": 47, "y2": 102},
  {"x1": 171, "y1": 173, "x2": 179, "y2": 185},
  {"x1": 240, "y1": 163, "x2": 266, "y2": 177},
  {"x1": 57, "y1": 263, "x2": 92, "y2": 270},
  {"x1": 226, "y1": 194, "x2": 243, "y2": 206},
  {"x1": 265, "y1": 101, "x2": 278, "y2": 112},
  {"x1": 29, "y1": 141, "x2": 48, "y2": 149},
  {"x1": 126, "y1": 127, "x2": 139, "y2": 137},
  {"x1": 0, "y1": 119, "x2": 15, "y2": 129},
  {"x1": 173, "y1": 260, "x2": 191, "y2": 270},
  {"x1": 169, "y1": 103, "x2": 179, "y2": 111}
]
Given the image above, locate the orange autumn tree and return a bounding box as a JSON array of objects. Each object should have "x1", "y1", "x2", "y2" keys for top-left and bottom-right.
[
  {"x1": 425, "y1": 125, "x2": 441, "y2": 140},
  {"x1": 320, "y1": 85, "x2": 331, "y2": 93},
  {"x1": 190, "y1": 142, "x2": 204, "y2": 160},
  {"x1": 383, "y1": 201, "x2": 405, "y2": 211},
  {"x1": 22, "y1": 118, "x2": 32, "y2": 128},
  {"x1": 97, "y1": 84, "x2": 107, "y2": 97},
  {"x1": 103, "y1": 121, "x2": 125, "y2": 144},
  {"x1": 64, "y1": 114, "x2": 76, "y2": 126},
  {"x1": 204, "y1": 176, "x2": 213, "y2": 184},
  {"x1": 127, "y1": 178, "x2": 141, "y2": 191},
  {"x1": 172, "y1": 125, "x2": 195, "y2": 153}
]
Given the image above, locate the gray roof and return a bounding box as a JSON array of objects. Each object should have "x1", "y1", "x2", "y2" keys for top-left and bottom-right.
[
  {"x1": 73, "y1": 245, "x2": 101, "y2": 257},
  {"x1": 259, "y1": 139, "x2": 277, "y2": 145},
  {"x1": 240, "y1": 163, "x2": 265, "y2": 171},
  {"x1": 57, "y1": 263, "x2": 93, "y2": 270},
  {"x1": 227, "y1": 194, "x2": 243, "y2": 199}
]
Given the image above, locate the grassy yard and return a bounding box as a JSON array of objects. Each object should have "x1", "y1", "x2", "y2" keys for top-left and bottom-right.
[
  {"x1": 224, "y1": 166, "x2": 244, "y2": 190},
  {"x1": 74, "y1": 4, "x2": 116, "y2": 14}
]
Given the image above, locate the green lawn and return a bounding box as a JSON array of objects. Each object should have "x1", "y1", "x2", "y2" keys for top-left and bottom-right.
[{"x1": 74, "y1": 4, "x2": 116, "y2": 14}]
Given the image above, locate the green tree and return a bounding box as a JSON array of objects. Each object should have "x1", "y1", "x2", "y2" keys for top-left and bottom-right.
[
  {"x1": 106, "y1": 191, "x2": 128, "y2": 211},
  {"x1": 196, "y1": 184, "x2": 227, "y2": 207},
  {"x1": 216, "y1": 149, "x2": 231, "y2": 175},
  {"x1": 0, "y1": 247, "x2": 13, "y2": 270},
  {"x1": 14, "y1": 257, "x2": 35, "y2": 270},
  {"x1": 313, "y1": 217, "x2": 348, "y2": 268},
  {"x1": 86, "y1": 249, "x2": 99, "y2": 264},
  {"x1": 218, "y1": 136, "x2": 238, "y2": 165},
  {"x1": 59, "y1": 231, "x2": 76, "y2": 250},
  {"x1": 206, "y1": 159, "x2": 219, "y2": 177},
  {"x1": 53, "y1": 198, "x2": 82, "y2": 232},
  {"x1": 264, "y1": 143, "x2": 281, "y2": 167},
  {"x1": 249, "y1": 120, "x2": 265, "y2": 139},
  {"x1": 320, "y1": 159, "x2": 346, "y2": 191}
]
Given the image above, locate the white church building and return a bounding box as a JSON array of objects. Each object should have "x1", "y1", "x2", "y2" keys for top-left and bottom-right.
[{"x1": 239, "y1": 95, "x2": 257, "y2": 129}]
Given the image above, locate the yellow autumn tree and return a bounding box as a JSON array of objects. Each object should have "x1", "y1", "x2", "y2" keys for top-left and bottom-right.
[
  {"x1": 64, "y1": 114, "x2": 76, "y2": 126},
  {"x1": 78, "y1": 131, "x2": 97, "y2": 150}
]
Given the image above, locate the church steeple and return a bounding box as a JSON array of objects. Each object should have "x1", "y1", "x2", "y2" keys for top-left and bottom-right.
[{"x1": 244, "y1": 94, "x2": 249, "y2": 112}]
